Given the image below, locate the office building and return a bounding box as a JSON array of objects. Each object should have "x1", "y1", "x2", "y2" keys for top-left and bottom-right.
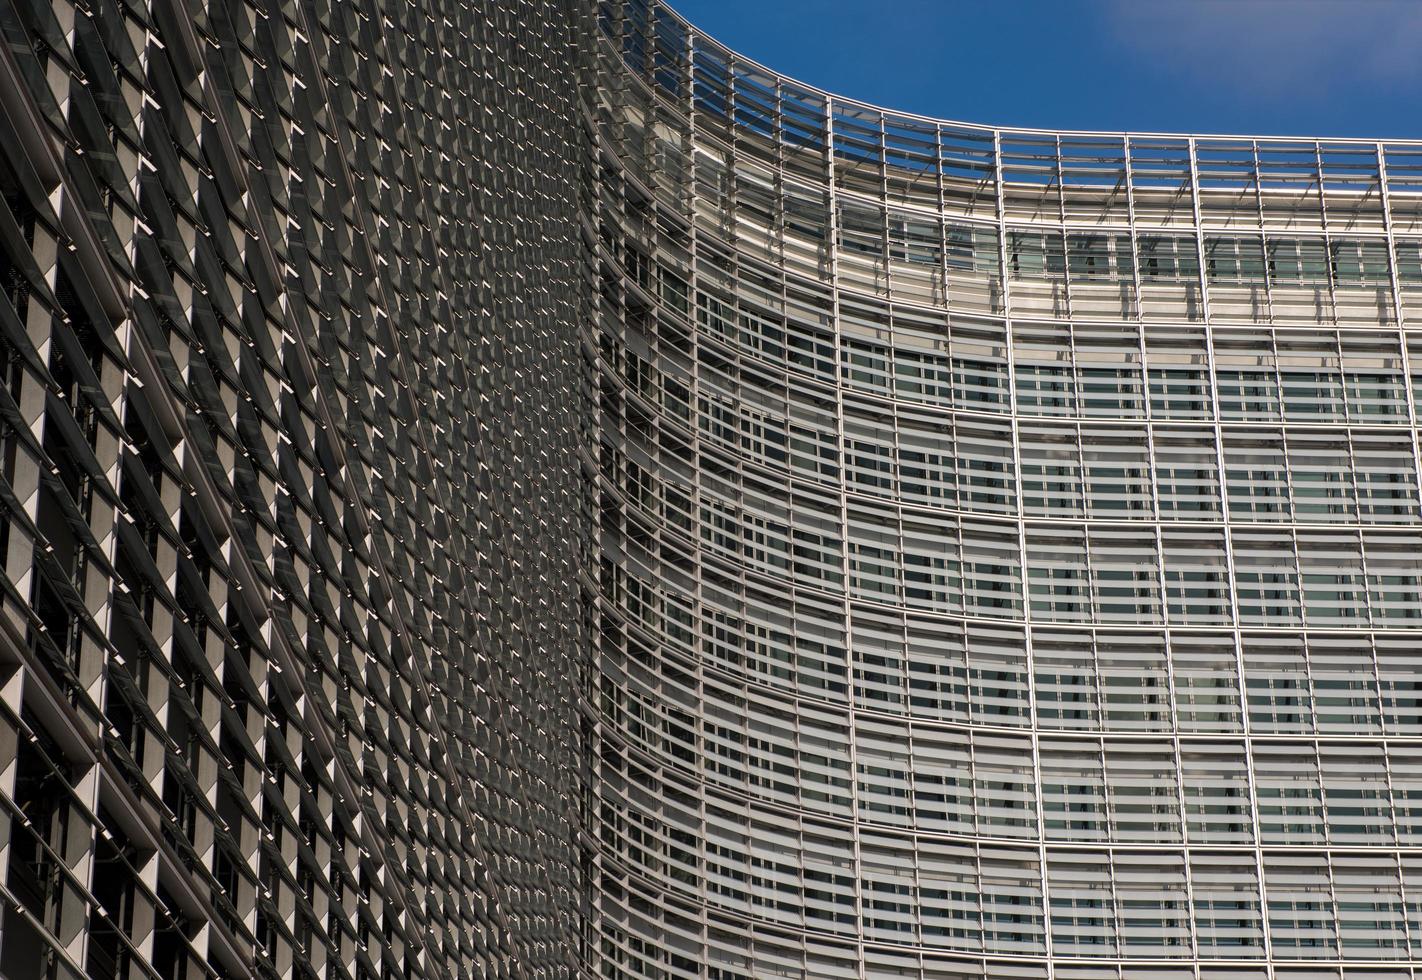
[{"x1": 6, "y1": 0, "x2": 1422, "y2": 977}]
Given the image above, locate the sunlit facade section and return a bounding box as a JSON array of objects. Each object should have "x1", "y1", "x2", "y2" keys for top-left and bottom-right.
[{"x1": 591, "y1": 2, "x2": 1422, "y2": 977}]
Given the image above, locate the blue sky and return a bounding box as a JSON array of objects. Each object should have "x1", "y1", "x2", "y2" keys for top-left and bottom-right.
[{"x1": 668, "y1": 0, "x2": 1422, "y2": 139}]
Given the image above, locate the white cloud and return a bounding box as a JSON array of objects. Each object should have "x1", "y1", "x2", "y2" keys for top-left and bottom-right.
[{"x1": 1102, "y1": 0, "x2": 1422, "y2": 98}]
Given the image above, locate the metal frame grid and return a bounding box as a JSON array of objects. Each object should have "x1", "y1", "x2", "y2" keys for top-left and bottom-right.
[
  {"x1": 0, "y1": 0, "x2": 591, "y2": 978},
  {"x1": 591, "y1": 1, "x2": 1422, "y2": 978},
  {"x1": 8, "y1": 0, "x2": 1422, "y2": 976}
]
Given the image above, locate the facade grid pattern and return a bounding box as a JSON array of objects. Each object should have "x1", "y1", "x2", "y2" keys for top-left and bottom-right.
[
  {"x1": 0, "y1": 0, "x2": 591, "y2": 978},
  {"x1": 7, "y1": 0, "x2": 1422, "y2": 977},
  {"x1": 591, "y1": 2, "x2": 1422, "y2": 978}
]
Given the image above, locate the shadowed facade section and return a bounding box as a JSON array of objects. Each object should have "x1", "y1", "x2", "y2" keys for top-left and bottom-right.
[{"x1": 0, "y1": 0, "x2": 590, "y2": 976}]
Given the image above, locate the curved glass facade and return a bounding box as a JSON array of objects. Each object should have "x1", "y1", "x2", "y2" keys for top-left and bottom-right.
[
  {"x1": 591, "y1": 2, "x2": 1422, "y2": 977},
  {"x1": 8, "y1": 0, "x2": 1422, "y2": 975}
]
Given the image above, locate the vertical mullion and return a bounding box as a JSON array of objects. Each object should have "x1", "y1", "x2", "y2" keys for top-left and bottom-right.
[
  {"x1": 824, "y1": 95, "x2": 869, "y2": 980},
  {"x1": 1189, "y1": 133, "x2": 1278, "y2": 976},
  {"x1": 995, "y1": 126, "x2": 1054, "y2": 978}
]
